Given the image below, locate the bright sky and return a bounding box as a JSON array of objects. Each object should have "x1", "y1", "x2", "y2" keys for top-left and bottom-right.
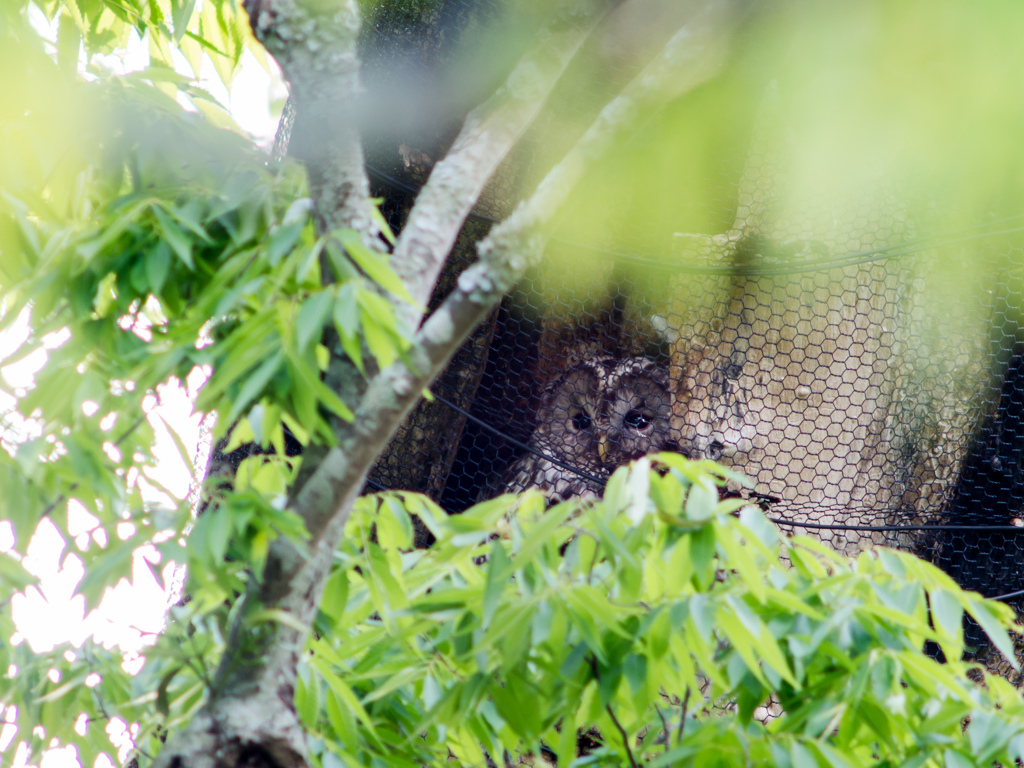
[{"x1": 1, "y1": 7, "x2": 285, "y2": 767}]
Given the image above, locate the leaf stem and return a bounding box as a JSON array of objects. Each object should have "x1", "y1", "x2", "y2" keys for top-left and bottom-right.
[
  {"x1": 588, "y1": 653, "x2": 639, "y2": 768},
  {"x1": 655, "y1": 703, "x2": 671, "y2": 756},
  {"x1": 604, "y1": 703, "x2": 639, "y2": 768},
  {"x1": 676, "y1": 688, "x2": 690, "y2": 745}
]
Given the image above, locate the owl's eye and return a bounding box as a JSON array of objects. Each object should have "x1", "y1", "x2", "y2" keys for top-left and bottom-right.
[
  {"x1": 568, "y1": 405, "x2": 591, "y2": 431},
  {"x1": 624, "y1": 409, "x2": 652, "y2": 431}
]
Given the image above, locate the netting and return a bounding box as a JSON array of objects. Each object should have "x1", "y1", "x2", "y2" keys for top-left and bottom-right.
[
  {"x1": 364, "y1": 130, "x2": 1024, "y2": 683},
  {"x1": 253, "y1": 0, "x2": 1024, "y2": 682}
]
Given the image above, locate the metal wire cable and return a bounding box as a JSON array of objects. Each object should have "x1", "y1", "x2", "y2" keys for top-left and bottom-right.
[
  {"x1": 769, "y1": 518, "x2": 1024, "y2": 533},
  {"x1": 428, "y1": 389, "x2": 608, "y2": 486},
  {"x1": 428, "y1": 387, "x2": 1024, "y2": 535},
  {"x1": 369, "y1": 391, "x2": 1024, "y2": 603},
  {"x1": 990, "y1": 587, "x2": 1024, "y2": 602}
]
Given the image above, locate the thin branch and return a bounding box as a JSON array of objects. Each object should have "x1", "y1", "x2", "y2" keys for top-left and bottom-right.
[
  {"x1": 676, "y1": 688, "x2": 690, "y2": 745},
  {"x1": 587, "y1": 653, "x2": 639, "y2": 768},
  {"x1": 277, "y1": 0, "x2": 745, "y2": 603},
  {"x1": 390, "y1": 0, "x2": 617, "y2": 326},
  {"x1": 655, "y1": 704, "x2": 671, "y2": 756},
  {"x1": 605, "y1": 703, "x2": 640, "y2": 768}
]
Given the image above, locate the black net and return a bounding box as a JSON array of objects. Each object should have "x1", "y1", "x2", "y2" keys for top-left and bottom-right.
[{"x1": 365, "y1": 139, "x2": 1024, "y2": 682}]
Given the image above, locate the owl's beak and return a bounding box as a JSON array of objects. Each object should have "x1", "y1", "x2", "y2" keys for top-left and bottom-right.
[{"x1": 597, "y1": 434, "x2": 608, "y2": 463}]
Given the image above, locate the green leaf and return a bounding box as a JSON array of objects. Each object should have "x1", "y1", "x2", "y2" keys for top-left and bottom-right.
[
  {"x1": 790, "y1": 741, "x2": 820, "y2": 768},
  {"x1": 380, "y1": 496, "x2": 414, "y2": 550},
  {"x1": 334, "y1": 285, "x2": 365, "y2": 374},
  {"x1": 171, "y1": 0, "x2": 200, "y2": 43},
  {"x1": 0, "y1": 553, "x2": 33, "y2": 590},
  {"x1": 248, "y1": 609, "x2": 311, "y2": 634},
  {"x1": 206, "y1": 508, "x2": 234, "y2": 563},
  {"x1": 489, "y1": 674, "x2": 541, "y2": 739},
  {"x1": 295, "y1": 663, "x2": 321, "y2": 728},
  {"x1": 313, "y1": 658, "x2": 382, "y2": 744},
  {"x1": 285, "y1": 348, "x2": 354, "y2": 422},
  {"x1": 965, "y1": 597, "x2": 1019, "y2": 671},
  {"x1": 145, "y1": 241, "x2": 172, "y2": 294},
  {"x1": 369, "y1": 199, "x2": 396, "y2": 245},
  {"x1": 336, "y1": 229, "x2": 414, "y2": 304},
  {"x1": 482, "y1": 539, "x2": 512, "y2": 629},
  {"x1": 714, "y1": 518, "x2": 766, "y2": 603},
  {"x1": 325, "y1": 689, "x2": 358, "y2": 750},
  {"x1": 361, "y1": 310, "x2": 396, "y2": 369},
  {"x1": 77, "y1": 537, "x2": 135, "y2": 611},
  {"x1": 365, "y1": 542, "x2": 408, "y2": 613},
  {"x1": 720, "y1": 624, "x2": 770, "y2": 689},
  {"x1": 266, "y1": 221, "x2": 305, "y2": 265},
  {"x1": 296, "y1": 290, "x2": 334, "y2": 352},
  {"x1": 152, "y1": 205, "x2": 194, "y2": 269},
  {"x1": 684, "y1": 477, "x2": 718, "y2": 521},
  {"x1": 320, "y1": 569, "x2": 350, "y2": 628},
  {"x1": 226, "y1": 352, "x2": 284, "y2": 424},
  {"x1": 35, "y1": 671, "x2": 90, "y2": 704},
  {"x1": 944, "y1": 750, "x2": 975, "y2": 768},
  {"x1": 930, "y1": 588, "x2": 964, "y2": 656}
]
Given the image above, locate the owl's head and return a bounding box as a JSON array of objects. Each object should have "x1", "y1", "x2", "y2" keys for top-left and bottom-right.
[
  {"x1": 599, "y1": 357, "x2": 675, "y2": 466},
  {"x1": 534, "y1": 358, "x2": 613, "y2": 464}
]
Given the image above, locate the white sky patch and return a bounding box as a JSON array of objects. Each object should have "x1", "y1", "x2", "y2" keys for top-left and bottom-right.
[
  {"x1": 11, "y1": 519, "x2": 90, "y2": 653},
  {"x1": 79, "y1": 10, "x2": 283, "y2": 146},
  {"x1": 0, "y1": 523, "x2": 14, "y2": 552},
  {"x1": 175, "y1": 45, "x2": 285, "y2": 146},
  {"x1": 29, "y1": 0, "x2": 284, "y2": 146},
  {"x1": 143, "y1": 376, "x2": 210, "y2": 502},
  {"x1": 9, "y1": 376, "x2": 207, "y2": 655},
  {"x1": 227, "y1": 50, "x2": 287, "y2": 146}
]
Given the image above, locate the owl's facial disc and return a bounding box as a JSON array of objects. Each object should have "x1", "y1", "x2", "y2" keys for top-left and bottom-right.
[{"x1": 568, "y1": 404, "x2": 592, "y2": 432}]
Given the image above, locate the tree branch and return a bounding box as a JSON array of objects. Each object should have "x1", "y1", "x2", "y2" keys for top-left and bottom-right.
[
  {"x1": 287, "y1": 0, "x2": 742, "y2": 563},
  {"x1": 415, "y1": 0, "x2": 744, "y2": 369},
  {"x1": 606, "y1": 702, "x2": 640, "y2": 768},
  {"x1": 389, "y1": 0, "x2": 617, "y2": 326},
  {"x1": 153, "y1": 2, "x2": 744, "y2": 765},
  {"x1": 676, "y1": 688, "x2": 691, "y2": 745}
]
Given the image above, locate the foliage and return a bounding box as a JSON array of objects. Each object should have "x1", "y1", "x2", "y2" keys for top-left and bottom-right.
[
  {"x1": 8, "y1": 449, "x2": 1024, "y2": 766},
  {"x1": 4, "y1": 0, "x2": 259, "y2": 108},
  {"x1": 165, "y1": 456, "x2": 1024, "y2": 768},
  {"x1": 5, "y1": 0, "x2": 1024, "y2": 766},
  {"x1": 0, "y1": 0, "x2": 412, "y2": 575},
  {"x1": 0, "y1": 2, "x2": 412, "y2": 764}
]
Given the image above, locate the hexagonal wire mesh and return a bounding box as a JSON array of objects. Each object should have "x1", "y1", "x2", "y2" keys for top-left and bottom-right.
[{"x1": 365, "y1": 152, "x2": 1024, "y2": 681}]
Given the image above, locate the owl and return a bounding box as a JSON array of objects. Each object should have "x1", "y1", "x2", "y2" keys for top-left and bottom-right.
[
  {"x1": 490, "y1": 356, "x2": 675, "y2": 503},
  {"x1": 493, "y1": 357, "x2": 614, "y2": 502},
  {"x1": 598, "y1": 357, "x2": 676, "y2": 467}
]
